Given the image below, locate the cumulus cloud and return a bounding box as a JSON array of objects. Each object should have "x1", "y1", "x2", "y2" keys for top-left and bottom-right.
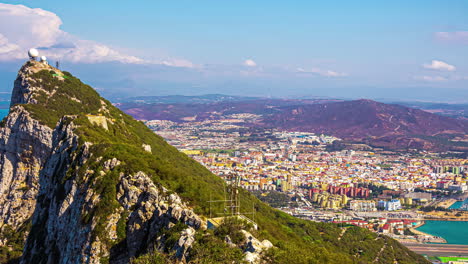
[
  {"x1": 0, "y1": 4, "x2": 142, "y2": 63},
  {"x1": 0, "y1": 34, "x2": 20, "y2": 55},
  {"x1": 243, "y1": 59, "x2": 257, "y2": 67},
  {"x1": 0, "y1": 3, "x2": 192, "y2": 67},
  {"x1": 422, "y1": 60, "x2": 456, "y2": 71},
  {"x1": 296, "y1": 67, "x2": 347, "y2": 77},
  {"x1": 414, "y1": 75, "x2": 447, "y2": 82},
  {"x1": 435, "y1": 31, "x2": 468, "y2": 44}
]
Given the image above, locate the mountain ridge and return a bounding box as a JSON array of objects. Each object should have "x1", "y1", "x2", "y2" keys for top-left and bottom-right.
[
  {"x1": 262, "y1": 99, "x2": 468, "y2": 151},
  {"x1": 0, "y1": 60, "x2": 429, "y2": 263},
  {"x1": 118, "y1": 97, "x2": 468, "y2": 152}
]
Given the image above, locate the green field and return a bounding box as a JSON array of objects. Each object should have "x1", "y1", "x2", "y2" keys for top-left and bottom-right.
[{"x1": 438, "y1": 256, "x2": 468, "y2": 263}]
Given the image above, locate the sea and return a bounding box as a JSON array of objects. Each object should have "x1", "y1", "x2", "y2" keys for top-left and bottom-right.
[
  {"x1": 449, "y1": 198, "x2": 468, "y2": 210},
  {"x1": 0, "y1": 109, "x2": 8, "y2": 118},
  {"x1": 416, "y1": 220, "x2": 468, "y2": 245},
  {"x1": 0, "y1": 101, "x2": 9, "y2": 120}
]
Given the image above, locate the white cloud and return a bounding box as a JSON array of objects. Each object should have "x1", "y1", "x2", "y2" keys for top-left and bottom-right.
[
  {"x1": 0, "y1": 34, "x2": 20, "y2": 55},
  {"x1": 0, "y1": 3, "x2": 192, "y2": 67},
  {"x1": 422, "y1": 60, "x2": 456, "y2": 71},
  {"x1": 435, "y1": 31, "x2": 468, "y2": 44},
  {"x1": 243, "y1": 59, "x2": 257, "y2": 67},
  {"x1": 414, "y1": 75, "x2": 447, "y2": 82},
  {"x1": 162, "y1": 58, "x2": 195, "y2": 68},
  {"x1": 296, "y1": 67, "x2": 347, "y2": 77}
]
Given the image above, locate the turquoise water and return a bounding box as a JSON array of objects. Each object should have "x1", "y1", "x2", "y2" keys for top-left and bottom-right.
[
  {"x1": 450, "y1": 201, "x2": 463, "y2": 209},
  {"x1": 0, "y1": 108, "x2": 8, "y2": 119},
  {"x1": 449, "y1": 198, "x2": 468, "y2": 210},
  {"x1": 416, "y1": 220, "x2": 468, "y2": 245},
  {"x1": 0, "y1": 101, "x2": 9, "y2": 120}
]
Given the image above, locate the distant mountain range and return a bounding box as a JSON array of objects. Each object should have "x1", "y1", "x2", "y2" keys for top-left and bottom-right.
[
  {"x1": 117, "y1": 94, "x2": 468, "y2": 118},
  {"x1": 262, "y1": 99, "x2": 468, "y2": 152},
  {"x1": 392, "y1": 101, "x2": 468, "y2": 119},
  {"x1": 113, "y1": 94, "x2": 260, "y2": 104},
  {"x1": 117, "y1": 96, "x2": 468, "y2": 152}
]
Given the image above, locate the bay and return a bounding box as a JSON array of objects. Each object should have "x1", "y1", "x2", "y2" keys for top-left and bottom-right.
[{"x1": 416, "y1": 220, "x2": 468, "y2": 245}]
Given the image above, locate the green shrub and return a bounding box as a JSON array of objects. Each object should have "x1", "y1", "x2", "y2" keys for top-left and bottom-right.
[
  {"x1": 188, "y1": 231, "x2": 246, "y2": 264},
  {"x1": 131, "y1": 250, "x2": 170, "y2": 264}
]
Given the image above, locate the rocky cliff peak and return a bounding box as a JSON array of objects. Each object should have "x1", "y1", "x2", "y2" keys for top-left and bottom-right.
[
  {"x1": 0, "y1": 60, "x2": 267, "y2": 264},
  {"x1": 10, "y1": 60, "x2": 72, "y2": 108}
]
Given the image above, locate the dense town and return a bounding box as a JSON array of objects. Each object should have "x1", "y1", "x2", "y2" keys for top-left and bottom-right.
[{"x1": 146, "y1": 116, "x2": 468, "y2": 245}]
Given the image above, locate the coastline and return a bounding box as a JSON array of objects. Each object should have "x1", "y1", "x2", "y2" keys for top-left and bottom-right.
[
  {"x1": 414, "y1": 220, "x2": 468, "y2": 245},
  {"x1": 410, "y1": 221, "x2": 430, "y2": 238},
  {"x1": 438, "y1": 199, "x2": 457, "y2": 209},
  {"x1": 412, "y1": 220, "x2": 425, "y2": 229},
  {"x1": 412, "y1": 220, "x2": 447, "y2": 243},
  {"x1": 422, "y1": 218, "x2": 468, "y2": 221},
  {"x1": 420, "y1": 209, "x2": 468, "y2": 221}
]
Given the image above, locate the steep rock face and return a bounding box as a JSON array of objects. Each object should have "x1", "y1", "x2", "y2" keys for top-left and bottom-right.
[
  {"x1": 21, "y1": 118, "x2": 94, "y2": 263},
  {"x1": 10, "y1": 61, "x2": 52, "y2": 107},
  {"x1": 0, "y1": 61, "x2": 207, "y2": 263},
  {"x1": 0, "y1": 64, "x2": 55, "y2": 246},
  {"x1": 114, "y1": 171, "x2": 204, "y2": 263},
  {"x1": 21, "y1": 117, "x2": 205, "y2": 263}
]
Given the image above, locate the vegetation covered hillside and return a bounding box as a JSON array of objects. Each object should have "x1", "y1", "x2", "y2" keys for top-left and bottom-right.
[{"x1": 3, "y1": 61, "x2": 429, "y2": 263}]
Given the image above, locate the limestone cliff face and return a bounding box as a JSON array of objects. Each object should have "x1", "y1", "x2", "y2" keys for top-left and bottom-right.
[
  {"x1": 10, "y1": 61, "x2": 51, "y2": 107},
  {"x1": 0, "y1": 61, "x2": 55, "y2": 246},
  {"x1": 0, "y1": 61, "x2": 206, "y2": 263},
  {"x1": 0, "y1": 106, "x2": 52, "y2": 243},
  {"x1": 21, "y1": 117, "x2": 204, "y2": 263}
]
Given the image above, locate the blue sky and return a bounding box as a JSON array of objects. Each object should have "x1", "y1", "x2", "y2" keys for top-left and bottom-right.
[{"x1": 0, "y1": 1, "x2": 467, "y2": 101}]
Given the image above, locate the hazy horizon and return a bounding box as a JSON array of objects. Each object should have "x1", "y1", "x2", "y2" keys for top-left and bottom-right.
[{"x1": 0, "y1": 1, "x2": 467, "y2": 102}]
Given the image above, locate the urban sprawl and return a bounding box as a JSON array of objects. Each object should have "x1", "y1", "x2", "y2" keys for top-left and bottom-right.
[{"x1": 146, "y1": 115, "x2": 468, "y2": 245}]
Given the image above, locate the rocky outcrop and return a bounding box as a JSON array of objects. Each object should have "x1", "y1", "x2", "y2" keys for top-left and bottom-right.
[
  {"x1": 1, "y1": 61, "x2": 208, "y2": 263},
  {"x1": 114, "y1": 171, "x2": 204, "y2": 263},
  {"x1": 20, "y1": 116, "x2": 205, "y2": 263},
  {"x1": 241, "y1": 230, "x2": 273, "y2": 263},
  {"x1": 0, "y1": 65, "x2": 55, "y2": 245},
  {"x1": 1, "y1": 60, "x2": 270, "y2": 264},
  {"x1": 10, "y1": 60, "x2": 56, "y2": 107},
  {"x1": 174, "y1": 227, "x2": 196, "y2": 260}
]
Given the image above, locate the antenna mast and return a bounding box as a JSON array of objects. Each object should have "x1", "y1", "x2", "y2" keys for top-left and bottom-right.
[
  {"x1": 228, "y1": 173, "x2": 241, "y2": 216},
  {"x1": 206, "y1": 172, "x2": 258, "y2": 229}
]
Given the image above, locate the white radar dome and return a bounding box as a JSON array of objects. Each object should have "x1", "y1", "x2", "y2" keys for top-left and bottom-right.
[
  {"x1": 28, "y1": 48, "x2": 39, "y2": 58},
  {"x1": 40, "y1": 56, "x2": 47, "y2": 61}
]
